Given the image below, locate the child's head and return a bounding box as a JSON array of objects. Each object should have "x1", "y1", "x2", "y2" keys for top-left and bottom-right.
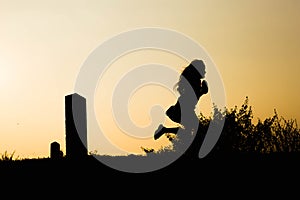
[
  {"x1": 182, "y1": 59, "x2": 206, "y2": 80},
  {"x1": 176, "y1": 59, "x2": 206, "y2": 95}
]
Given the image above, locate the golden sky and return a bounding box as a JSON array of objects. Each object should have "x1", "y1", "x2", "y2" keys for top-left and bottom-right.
[{"x1": 0, "y1": 0, "x2": 299, "y2": 158}]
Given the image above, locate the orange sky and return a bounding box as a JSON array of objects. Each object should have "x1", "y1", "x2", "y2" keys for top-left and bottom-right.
[{"x1": 0, "y1": 0, "x2": 299, "y2": 158}]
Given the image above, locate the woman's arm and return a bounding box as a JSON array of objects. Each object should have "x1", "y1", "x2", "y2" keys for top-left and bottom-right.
[{"x1": 200, "y1": 80, "x2": 208, "y2": 95}]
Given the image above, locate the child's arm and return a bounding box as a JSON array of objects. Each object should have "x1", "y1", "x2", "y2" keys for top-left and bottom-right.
[{"x1": 200, "y1": 80, "x2": 208, "y2": 95}]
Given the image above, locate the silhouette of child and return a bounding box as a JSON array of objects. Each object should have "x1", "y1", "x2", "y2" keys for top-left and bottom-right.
[{"x1": 154, "y1": 59, "x2": 208, "y2": 140}]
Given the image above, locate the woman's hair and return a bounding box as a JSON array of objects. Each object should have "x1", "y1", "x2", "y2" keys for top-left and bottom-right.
[{"x1": 175, "y1": 59, "x2": 206, "y2": 95}]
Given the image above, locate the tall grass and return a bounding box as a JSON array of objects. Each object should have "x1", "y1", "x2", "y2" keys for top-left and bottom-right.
[{"x1": 0, "y1": 150, "x2": 19, "y2": 161}]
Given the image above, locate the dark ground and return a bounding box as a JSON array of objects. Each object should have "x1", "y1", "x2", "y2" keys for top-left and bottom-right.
[{"x1": 1, "y1": 152, "x2": 299, "y2": 197}]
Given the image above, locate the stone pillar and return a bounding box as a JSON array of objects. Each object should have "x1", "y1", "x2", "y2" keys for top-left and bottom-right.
[
  {"x1": 65, "y1": 93, "x2": 88, "y2": 159},
  {"x1": 50, "y1": 141, "x2": 61, "y2": 159}
]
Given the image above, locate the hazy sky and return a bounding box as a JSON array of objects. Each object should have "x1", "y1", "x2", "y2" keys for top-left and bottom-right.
[{"x1": 0, "y1": 0, "x2": 299, "y2": 158}]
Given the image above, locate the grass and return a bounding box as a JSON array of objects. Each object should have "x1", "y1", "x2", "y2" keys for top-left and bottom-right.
[{"x1": 0, "y1": 150, "x2": 19, "y2": 161}]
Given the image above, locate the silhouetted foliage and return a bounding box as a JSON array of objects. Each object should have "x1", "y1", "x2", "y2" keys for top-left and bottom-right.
[
  {"x1": 141, "y1": 146, "x2": 154, "y2": 153},
  {"x1": 142, "y1": 96, "x2": 300, "y2": 160},
  {"x1": 0, "y1": 150, "x2": 19, "y2": 161},
  {"x1": 194, "y1": 97, "x2": 300, "y2": 156}
]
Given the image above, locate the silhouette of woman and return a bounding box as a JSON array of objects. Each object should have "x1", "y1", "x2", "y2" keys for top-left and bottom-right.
[{"x1": 154, "y1": 59, "x2": 208, "y2": 140}]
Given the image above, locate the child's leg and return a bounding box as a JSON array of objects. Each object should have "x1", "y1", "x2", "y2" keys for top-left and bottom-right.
[{"x1": 154, "y1": 124, "x2": 179, "y2": 140}]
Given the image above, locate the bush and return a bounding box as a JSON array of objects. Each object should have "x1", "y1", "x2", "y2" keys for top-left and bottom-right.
[{"x1": 200, "y1": 97, "x2": 300, "y2": 155}]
